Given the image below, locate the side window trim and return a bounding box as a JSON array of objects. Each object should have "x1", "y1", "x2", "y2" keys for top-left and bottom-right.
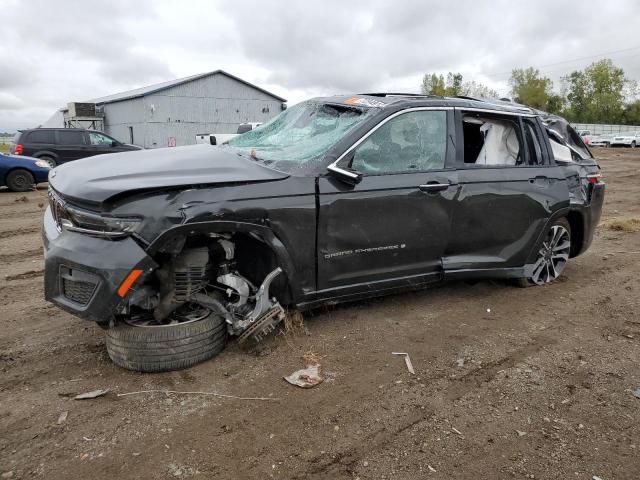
[
  {"x1": 455, "y1": 109, "x2": 532, "y2": 169},
  {"x1": 350, "y1": 109, "x2": 450, "y2": 176},
  {"x1": 330, "y1": 107, "x2": 454, "y2": 176}
]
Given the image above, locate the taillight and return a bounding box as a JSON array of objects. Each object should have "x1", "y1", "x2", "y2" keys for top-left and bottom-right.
[
  {"x1": 14, "y1": 144, "x2": 23, "y2": 155},
  {"x1": 586, "y1": 173, "x2": 602, "y2": 185}
]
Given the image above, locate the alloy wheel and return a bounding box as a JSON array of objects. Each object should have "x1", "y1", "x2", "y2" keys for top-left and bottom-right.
[{"x1": 530, "y1": 225, "x2": 571, "y2": 285}]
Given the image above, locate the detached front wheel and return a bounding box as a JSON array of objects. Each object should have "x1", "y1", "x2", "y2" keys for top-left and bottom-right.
[
  {"x1": 106, "y1": 306, "x2": 228, "y2": 372},
  {"x1": 518, "y1": 218, "x2": 571, "y2": 287}
]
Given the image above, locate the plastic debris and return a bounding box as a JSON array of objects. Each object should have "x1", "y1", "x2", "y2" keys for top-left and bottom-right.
[
  {"x1": 74, "y1": 389, "x2": 110, "y2": 400},
  {"x1": 427, "y1": 465, "x2": 437, "y2": 473},
  {"x1": 57, "y1": 411, "x2": 68, "y2": 424},
  {"x1": 284, "y1": 364, "x2": 323, "y2": 388},
  {"x1": 392, "y1": 352, "x2": 415, "y2": 374},
  {"x1": 284, "y1": 352, "x2": 323, "y2": 388},
  {"x1": 633, "y1": 387, "x2": 640, "y2": 399}
]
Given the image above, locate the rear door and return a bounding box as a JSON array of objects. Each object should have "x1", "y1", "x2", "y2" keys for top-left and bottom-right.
[
  {"x1": 444, "y1": 110, "x2": 570, "y2": 273},
  {"x1": 23, "y1": 130, "x2": 56, "y2": 158},
  {"x1": 56, "y1": 130, "x2": 89, "y2": 162},
  {"x1": 317, "y1": 108, "x2": 458, "y2": 296}
]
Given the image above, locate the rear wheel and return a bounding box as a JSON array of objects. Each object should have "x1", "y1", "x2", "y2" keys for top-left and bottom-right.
[
  {"x1": 6, "y1": 169, "x2": 35, "y2": 192},
  {"x1": 106, "y1": 305, "x2": 228, "y2": 372},
  {"x1": 39, "y1": 156, "x2": 57, "y2": 168},
  {"x1": 517, "y1": 218, "x2": 571, "y2": 287}
]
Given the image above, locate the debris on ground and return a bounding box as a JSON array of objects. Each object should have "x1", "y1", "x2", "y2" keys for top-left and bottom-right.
[
  {"x1": 284, "y1": 352, "x2": 323, "y2": 388},
  {"x1": 600, "y1": 217, "x2": 640, "y2": 233},
  {"x1": 456, "y1": 358, "x2": 465, "y2": 368},
  {"x1": 57, "y1": 411, "x2": 68, "y2": 424},
  {"x1": 392, "y1": 352, "x2": 415, "y2": 374},
  {"x1": 282, "y1": 309, "x2": 308, "y2": 336},
  {"x1": 427, "y1": 465, "x2": 437, "y2": 473},
  {"x1": 633, "y1": 387, "x2": 640, "y2": 399},
  {"x1": 74, "y1": 389, "x2": 110, "y2": 400},
  {"x1": 117, "y1": 389, "x2": 278, "y2": 401},
  {"x1": 516, "y1": 430, "x2": 527, "y2": 437},
  {"x1": 452, "y1": 427, "x2": 464, "y2": 437},
  {"x1": 14, "y1": 196, "x2": 28, "y2": 203}
]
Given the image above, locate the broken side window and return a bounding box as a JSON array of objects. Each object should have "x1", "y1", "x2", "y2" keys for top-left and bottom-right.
[
  {"x1": 462, "y1": 114, "x2": 523, "y2": 166},
  {"x1": 351, "y1": 110, "x2": 447, "y2": 175}
]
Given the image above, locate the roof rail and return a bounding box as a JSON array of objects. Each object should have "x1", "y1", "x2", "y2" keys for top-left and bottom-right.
[{"x1": 359, "y1": 92, "x2": 436, "y2": 98}]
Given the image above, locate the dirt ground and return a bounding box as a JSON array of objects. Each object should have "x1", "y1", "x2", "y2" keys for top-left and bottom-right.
[{"x1": 1, "y1": 149, "x2": 639, "y2": 480}]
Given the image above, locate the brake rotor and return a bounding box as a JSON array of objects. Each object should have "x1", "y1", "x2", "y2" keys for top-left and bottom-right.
[{"x1": 237, "y1": 305, "x2": 285, "y2": 344}]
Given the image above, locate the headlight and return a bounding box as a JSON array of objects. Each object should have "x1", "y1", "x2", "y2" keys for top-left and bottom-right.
[
  {"x1": 35, "y1": 160, "x2": 51, "y2": 168},
  {"x1": 65, "y1": 206, "x2": 142, "y2": 236}
]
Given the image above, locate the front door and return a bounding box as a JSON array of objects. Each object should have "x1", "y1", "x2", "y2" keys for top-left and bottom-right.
[{"x1": 317, "y1": 109, "x2": 458, "y2": 296}]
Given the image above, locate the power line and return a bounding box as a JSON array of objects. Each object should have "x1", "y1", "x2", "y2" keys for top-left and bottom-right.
[{"x1": 483, "y1": 45, "x2": 640, "y2": 79}]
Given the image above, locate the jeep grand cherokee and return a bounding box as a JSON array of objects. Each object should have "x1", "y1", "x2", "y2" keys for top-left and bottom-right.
[{"x1": 42, "y1": 94, "x2": 604, "y2": 372}]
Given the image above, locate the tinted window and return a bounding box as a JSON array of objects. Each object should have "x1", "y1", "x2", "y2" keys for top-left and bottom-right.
[
  {"x1": 351, "y1": 110, "x2": 447, "y2": 175},
  {"x1": 89, "y1": 132, "x2": 114, "y2": 146},
  {"x1": 58, "y1": 130, "x2": 86, "y2": 146},
  {"x1": 28, "y1": 130, "x2": 56, "y2": 144}
]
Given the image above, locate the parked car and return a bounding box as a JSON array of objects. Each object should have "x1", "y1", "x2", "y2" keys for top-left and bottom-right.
[
  {"x1": 195, "y1": 122, "x2": 262, "y2": 145},
  {"x1": 42, "y1": 94, "x2": 604, "y2": 372},
  {"x1": 0, "y1": 152, "x2": 50, "y2": 192},
  {"x1": 577, "y1": 129, "x2": 592, "y2": 145},
  {"x1": 590, "y1": 133, "x2": 614, "y2": 148},
  {"x1": 610, "y1": 131, "x2": 640, "y2": 148},
  {"x1": 10, "y1": 128, "x2": 142, "y2": 167}
]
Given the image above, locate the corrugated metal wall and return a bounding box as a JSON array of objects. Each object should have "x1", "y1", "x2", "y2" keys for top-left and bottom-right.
[
  {"x1": 572, "y1": 123, "x2": 640, "y2": 135},
  {"x1": 102, "y1": 73, "x2": 284, "y2": 148}
]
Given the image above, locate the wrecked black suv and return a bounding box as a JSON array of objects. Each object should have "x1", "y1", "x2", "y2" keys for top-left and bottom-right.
[{"x1": 43, "y1": 94, "x2": 604, "y2": 372}]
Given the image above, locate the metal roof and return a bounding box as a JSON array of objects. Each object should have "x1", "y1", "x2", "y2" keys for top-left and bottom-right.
[{"x1": 86, "y1": 70, "x2": 287, "y2": 105}]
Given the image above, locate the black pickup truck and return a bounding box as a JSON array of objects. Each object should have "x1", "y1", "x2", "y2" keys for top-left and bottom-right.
[{"x1": 42, "y1": 94, "x2": 604, "y2": 372}]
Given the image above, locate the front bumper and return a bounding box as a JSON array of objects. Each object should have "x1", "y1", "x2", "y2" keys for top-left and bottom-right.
[{"x1": 42, "y1": 206, "x2": 156, "y2": 324}]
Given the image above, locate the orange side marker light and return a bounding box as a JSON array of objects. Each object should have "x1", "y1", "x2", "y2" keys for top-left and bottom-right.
[{"x1": 117, "y1": 269, "x2": 144, "y2": 298}]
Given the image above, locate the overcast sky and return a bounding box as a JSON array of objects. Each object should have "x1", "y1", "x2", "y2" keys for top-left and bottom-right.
[{"x1": 1, "y1": 0, "x2": 639, "y2": 131}]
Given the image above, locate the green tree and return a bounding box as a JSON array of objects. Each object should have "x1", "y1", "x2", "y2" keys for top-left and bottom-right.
[
  {"x1": 564, "y1": 59, "x2": 627, "y2": 123},
  {"x1": 509, "y1": 67, "x2": 554, "y2": 110},
  {"x1": 623, "y1": 100, "x2": 640, "y2": 125},
  {"x1": 421, "y1": 73, "x2": 447, "y2": 96},
  {"x1": 422, "y1": 72, "x2": 498, "y2": 98}
]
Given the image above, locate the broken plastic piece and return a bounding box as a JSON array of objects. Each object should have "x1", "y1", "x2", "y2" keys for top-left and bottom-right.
[
  {"x1": 284, "y1": 364, "x2": 323, "y2": 388},
  {"x1": 74, "y1": 389, "x2": 110, "y2": 400},
  {"x1": 392, "y1": 352, "x2": 415, "y2": 374}
]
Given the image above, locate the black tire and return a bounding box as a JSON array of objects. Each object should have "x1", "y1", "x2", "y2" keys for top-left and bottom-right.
[
  {"x1": 6, "y1": 169, "x2": 35, "y2": 192},
  {"x1": 106, "y1": 311, "x2": 228, "y2": 373},
  {"x1": 38, "y1": 156, "x2": 57, "y2": 168},
  {"x1": 516, "y1": 217, "x2": 571, "y2": 288}
]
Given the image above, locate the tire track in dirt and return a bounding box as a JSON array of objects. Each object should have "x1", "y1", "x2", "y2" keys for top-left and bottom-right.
[
  {"x1": 296, "y1": 333, "x2": 557, "y2": 480},
  {"x1": 4, "y1": 269, "x2": 44, "y2": 281},
  {"x1": 0, "y1": 226, "x2": 40, "y2": 240},
  {"x1": 0, "y1": 248, "x2": 43, "y2": 264}
]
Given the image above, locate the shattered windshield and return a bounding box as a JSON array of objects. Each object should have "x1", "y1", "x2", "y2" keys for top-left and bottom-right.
[{"x1": 225, "y1": 101, "x2": 377, "y2": 174}]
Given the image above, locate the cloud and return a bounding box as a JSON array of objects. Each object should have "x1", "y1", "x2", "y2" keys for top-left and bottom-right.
[{"x1": 0, "y1": 0, "x2": 639, "y2": 130}]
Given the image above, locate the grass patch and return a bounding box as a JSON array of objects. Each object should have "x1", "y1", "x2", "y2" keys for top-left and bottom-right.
[
  {"x1": 0, "y1": 143, "x2": 9, "y2": 154},
  {"x1": 601, "y1": 217, "x2": 640, "y2": 233}
]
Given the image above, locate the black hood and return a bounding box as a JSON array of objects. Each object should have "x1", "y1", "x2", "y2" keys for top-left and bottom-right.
[{"x1": 49, "y1": 144, "x2": 288, "y2": 204}]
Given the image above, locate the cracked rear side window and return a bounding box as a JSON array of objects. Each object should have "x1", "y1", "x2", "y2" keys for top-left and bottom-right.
[{"x1": 225, "y1": 101, "x2": 376, "y2": 174}]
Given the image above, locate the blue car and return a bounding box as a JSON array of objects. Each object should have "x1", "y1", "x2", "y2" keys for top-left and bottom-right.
[{"x1": 0, "y1": 152, "x2": 51, "y2": 192}]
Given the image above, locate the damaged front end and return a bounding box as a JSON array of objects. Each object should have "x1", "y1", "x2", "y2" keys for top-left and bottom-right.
[{"x1": 122, "y1": 234, "x2": 286, "y2": 344}]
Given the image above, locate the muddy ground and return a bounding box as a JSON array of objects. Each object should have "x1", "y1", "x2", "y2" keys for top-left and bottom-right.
[{"x1": 1, "y1": 148, "x2": 639, "y2": 480}]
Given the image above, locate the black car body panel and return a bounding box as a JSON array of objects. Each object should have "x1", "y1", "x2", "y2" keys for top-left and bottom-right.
[
  {"x1": 49, "y1": 144, "x2": 289, "y2": 205},
  {"x1": 42, "y1": 95, "x2": 604, "y2": 328}
]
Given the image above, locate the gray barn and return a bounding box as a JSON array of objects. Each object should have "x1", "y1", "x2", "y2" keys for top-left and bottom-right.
[{"x1": 51, "y1": 71, "x2": 286, "y2": 148}]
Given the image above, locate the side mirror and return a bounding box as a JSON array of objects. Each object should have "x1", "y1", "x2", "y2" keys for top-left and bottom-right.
[
  {"x1": 327, "y1": 156, "x2": 362, "y2": 186},
  {"x1": 111, "y1": 140, "x2": 119, "y2": 147}
]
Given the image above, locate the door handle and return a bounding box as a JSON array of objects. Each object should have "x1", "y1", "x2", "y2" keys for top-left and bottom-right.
[
  {"x1": 419, "y1": 182, "x2": 450, "y2": 193},
  {"x1": 529, "y1": 176, "x2": 551, "y2": 187}
]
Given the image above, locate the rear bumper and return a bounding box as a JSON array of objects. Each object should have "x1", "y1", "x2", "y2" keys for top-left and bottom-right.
[{"x1": 42, "y1": 206, "x2": 156, "y2": 324}]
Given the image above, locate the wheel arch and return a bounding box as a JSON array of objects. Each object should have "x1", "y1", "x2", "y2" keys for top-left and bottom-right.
[
  {"x1": 524, "y1": 207, "x2": 586, "y2": 265},
  {"x1": 147, "y1": 220, "x2": 300, "y2": 304}
]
